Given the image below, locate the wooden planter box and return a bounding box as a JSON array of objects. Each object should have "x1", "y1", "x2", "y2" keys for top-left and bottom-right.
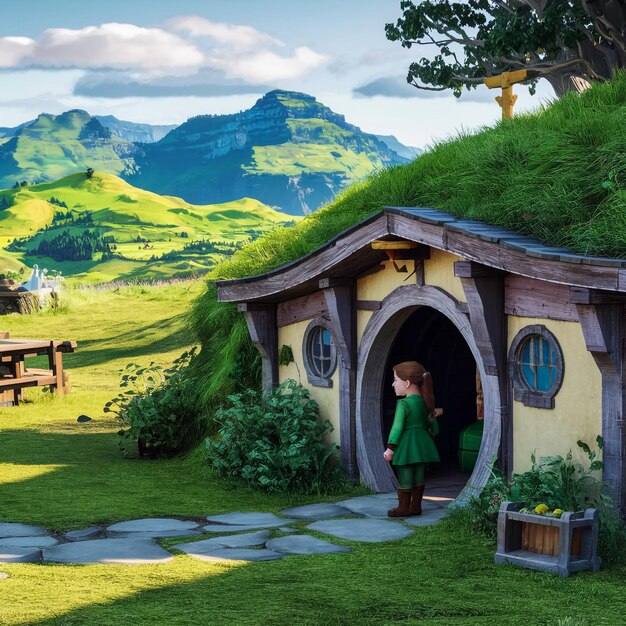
[{"x1": 494, "y1": 502, "x2": 601, "y2": 577}]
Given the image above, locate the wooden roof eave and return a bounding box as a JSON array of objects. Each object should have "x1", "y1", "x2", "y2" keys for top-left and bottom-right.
[{"x1": 216, "y1": 207, "x2": 626, "y2": 304}]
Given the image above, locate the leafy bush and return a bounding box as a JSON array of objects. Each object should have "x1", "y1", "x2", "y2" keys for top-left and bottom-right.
[
  {"x1": 208, "y1": 379, "x2": 340, "y2": 493},
  {"x1": 462, "y1": 438, "x2": 626, "y2": 562},
  {"x1": 104, "y1": 349, "x2": 200, "y2": 457}
]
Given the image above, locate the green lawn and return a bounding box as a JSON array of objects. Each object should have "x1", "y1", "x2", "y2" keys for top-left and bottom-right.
[{"x1": 1, "y1": 283, "x2": 625, "y2": 625}]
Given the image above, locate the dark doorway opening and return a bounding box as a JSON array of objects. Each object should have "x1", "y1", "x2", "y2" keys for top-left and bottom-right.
[{"x1": 382, "y1": 306, "x2": 480, "y2": 481}]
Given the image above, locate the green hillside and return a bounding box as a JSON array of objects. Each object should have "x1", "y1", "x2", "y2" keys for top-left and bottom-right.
[
  {"x1": 187, "y1": 73, "x2": 626, "y2": 410},
  {"x1": 0, "y1": 172, "x2": 293, "y2": 283},
  {"x1": 0, "y1": 110, "x2": 136, "y2": 190}
]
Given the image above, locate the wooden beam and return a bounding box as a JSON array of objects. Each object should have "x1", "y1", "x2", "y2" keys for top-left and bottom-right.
[
  {"x1": 322, "y1": 281, "x2": 358, "y2": 480},
  {"x1": 570, "y1": 287, "x2": 626, "y2": 305},
  {"x1": 455, "y1": 261, "x2": 505, "y2": 279},
  {"x1": 318, "y1": 277, "x2": 353, "y2": 289},
  {"x1": 240, "y1": 303, "x2": 278, "y2": 393},
  {"x1": 576, "y1": 303, "x2": 625, "y2": 512},
  {"x1": 460, "y1": 272, "x2": 511, "y2": 475},
  {"x1": 505, "y1": 276, "x2": 578, "y2": 322},
  {"x1": 277, "y1": 292, "x2": 327, "y2": 327},
  {"x1": 357, "y1": 300, "x2": 382, "y2": 311}
]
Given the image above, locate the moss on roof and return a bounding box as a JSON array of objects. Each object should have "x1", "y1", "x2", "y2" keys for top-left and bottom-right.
[{"x1": 189, "y1": 74, "x2": 626, "y2": 412}]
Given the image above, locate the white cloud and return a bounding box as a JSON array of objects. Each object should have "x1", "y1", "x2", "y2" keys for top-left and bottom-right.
[
  {"x1": 0, "y1": 36, "x2": 35, "y2": 68},
  {"x1": 210, "y1": 46, "x2": 329, "y2": 84},
  {"x1": 0, "y1": 19, "x2": 329, "y2": 84},
  {"x1": 0, "y1": 23, "x2": 203, "y2": 71},
  {"x1": 168, "y1": 15, "x2": 283, "y2": 53}
]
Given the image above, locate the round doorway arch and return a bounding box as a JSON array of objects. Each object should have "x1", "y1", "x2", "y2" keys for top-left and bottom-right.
[{"x1": 355, "y1": 284, "x2": 502, "y2": 500}]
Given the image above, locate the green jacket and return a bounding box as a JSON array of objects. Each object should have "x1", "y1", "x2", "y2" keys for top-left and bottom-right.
[{"x1": 388, "y1": 394, "x2": 440, "y2": 465}]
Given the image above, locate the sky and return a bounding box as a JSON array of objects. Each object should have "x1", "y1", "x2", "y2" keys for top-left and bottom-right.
[{"x1": 0, "y1": 0, "x2": 556, "y2": 149}]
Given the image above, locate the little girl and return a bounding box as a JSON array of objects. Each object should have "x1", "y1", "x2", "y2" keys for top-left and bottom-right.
[{"x1": 383, "y1": 361, "x2": 440, "y2": 516}]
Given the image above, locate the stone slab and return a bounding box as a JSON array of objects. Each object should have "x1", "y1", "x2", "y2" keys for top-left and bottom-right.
[
  {"x1": 278, "y1": 527, "x2": 298, "y2": 534},
  {"x1": 106, "y1": 518, "x2": 200, "y2": 536},
  {"x1": 403, "y1": 508, "x2": 448, "y2": 526},
  {"x1": 0, "y1": 523, "x2": 48, "y2": 538},
  {"x1": 202, "y1": 524, "x2": 270, "y2": 533},
  {"x1": 65, "y1": 527, "x2": 103, "y2": 541},
  {"x1": 279, "y1": 503, "x2": 353, "y2": 520},
  {"x1": 183, "y1": 548, "x2": 283, "y2": 562},
  {"x1": 43, "y1": 539, "x2": 174, "y2": 565},
  {"x1": 174, "y1": 530, "x2": 271, "y2": 555},
  {"x1": 267, "y1": 535, "x2": 351, "y2": 555},
  {"x1": 307, "y1": 519, "x2": 414, "y2": 543},
  {"x1": 0, "y1": 536, "x2": 59, "y2": 548},
  {"x1": 111, "y1": 529, "x2": 202, "y2": 539},
  {"x1": 204, "y1": 513, "x2": 286, "y2": 528},
  {"x1": 0, "y1": 547, "x2": 42, "y2": 563},
  {"x1": 338, "y1": 494, "x2": 441, "y2": 518}
]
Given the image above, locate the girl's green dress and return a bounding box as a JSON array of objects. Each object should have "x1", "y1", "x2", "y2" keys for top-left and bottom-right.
[{"x1": 388, "y1": 394, "x2": 440, "y2": 465}]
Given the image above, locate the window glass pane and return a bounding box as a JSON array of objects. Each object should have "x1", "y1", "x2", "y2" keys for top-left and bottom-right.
[
  {"x1": 541, "y1": 338, "x2": 550, "y2": 367},
  {"x1": 521, "y1": 364, "x2": 535, "y2": 390},
  {"x1": 322, "y1": 329, "x2": 331, "y2": 346},
  {"x1": 536, "y1": 366, "x2": 551, "y2": 392},
  {"x1": 521, "y1": 340, "x2": 532, "y2": 365}
]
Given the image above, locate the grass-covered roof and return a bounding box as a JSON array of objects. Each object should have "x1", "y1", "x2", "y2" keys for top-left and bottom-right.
[{"x1": 190, "y1": 74, "x2": 626, "y2": 414}]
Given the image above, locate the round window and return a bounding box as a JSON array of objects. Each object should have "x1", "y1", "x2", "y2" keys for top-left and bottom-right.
[
  {"x1": 518, "y1": 334, "x2": 559, "y2": 392},
  {"x1": 508, "y1": 325, "x2": 564, "y2": 409},
  {"x1": 303, "y1": 319, "x2": 337, "y2": 387}
]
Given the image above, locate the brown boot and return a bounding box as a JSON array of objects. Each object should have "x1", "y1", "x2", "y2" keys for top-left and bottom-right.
[
  {"x1": 388, "y1": 489, "x2": 412, "y2": 517},
  {"x1": 409, "y1": 484, "x2": 425, "y2": 516}
]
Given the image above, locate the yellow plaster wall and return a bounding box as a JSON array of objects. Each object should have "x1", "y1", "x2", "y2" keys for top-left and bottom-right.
[
  {"x1": 423, "y1": 248, "x2": 466, "y2": 303},
  {"x1": 509, "y1": 316, "x2": 602, "y2": 474},
  {"x1": 277, "y1": 319, "x2": 340, "y2": 442},
  {"x1": 357, "y1": 309, "x2": 373, "y2": 346},
  {"x1": 357, "y1": 260, "x2": 416, "y2": 302}
]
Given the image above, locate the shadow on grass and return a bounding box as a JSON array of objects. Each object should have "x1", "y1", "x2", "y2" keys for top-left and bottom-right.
[
  {"x1": 0, "y1": 429, "x2": 294, "y2": 528},
  {"x1": 51, "y1": 319, "x2": 193, "y2": 371}
]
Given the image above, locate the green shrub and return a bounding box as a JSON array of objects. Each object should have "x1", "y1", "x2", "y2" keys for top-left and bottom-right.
[
  {"x1": 462, "y1": 438, "x2": 626, "y2": 563},
  {"x1": 104, "y1": 349, "x2": 200, "y2": 457},
  {"x1": 209, "y1": 379, "x2": 341, "y2": 493}
]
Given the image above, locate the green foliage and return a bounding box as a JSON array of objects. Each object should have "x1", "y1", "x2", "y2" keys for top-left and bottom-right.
[
  {"x1": 279, "y1": 344, "x2": 295, "y2": 366},
  {"x1": 385, "y1": 0, "x2": 621, "y2": 96},
  {"x1": 104, "y1": 349, "x2": 201, "y2": 457},
  {"x1": 462, "y1": 438, "x2": 626, "y2": 562},
  {"x1": 209, "y1": 379, "x2": 341, "y2": 493}
]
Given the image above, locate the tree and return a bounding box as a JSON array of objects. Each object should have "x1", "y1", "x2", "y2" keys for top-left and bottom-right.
[
  {"x1": 86, "y1": 167, "x2": 94, "y2": 179},
  {"x1": 385, "y1": 0, "x2": 626, "y2": 97}
]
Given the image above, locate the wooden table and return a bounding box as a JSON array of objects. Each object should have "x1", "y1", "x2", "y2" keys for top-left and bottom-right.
[{"x1": 0, "y1": 335, "x2": 77, "y2": 406}]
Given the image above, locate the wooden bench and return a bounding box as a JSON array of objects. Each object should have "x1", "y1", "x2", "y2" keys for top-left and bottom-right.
[{"x1": 0, "y1": 333, "x2": 76, "y2": 406}]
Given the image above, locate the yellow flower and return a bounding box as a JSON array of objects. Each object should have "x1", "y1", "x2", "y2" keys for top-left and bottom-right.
[
  {"x1": 553, "y1": 508, "x2": 564, "y2": 518},
  {"x1": 534, "y1": 503, "x2": 549, "y2": 514}
]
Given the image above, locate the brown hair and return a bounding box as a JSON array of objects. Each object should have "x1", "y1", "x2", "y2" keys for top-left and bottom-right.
[{"x1": 393, "y1": 361, "x2": 435, "y2": 416}]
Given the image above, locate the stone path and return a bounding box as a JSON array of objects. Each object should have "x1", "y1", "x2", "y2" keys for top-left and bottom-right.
[{"x1": 0, "y1": 492, "x2": 452, "y2": 566}]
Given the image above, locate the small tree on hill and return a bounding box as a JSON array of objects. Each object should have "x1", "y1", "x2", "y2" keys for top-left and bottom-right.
[
  {"x1": 86, "y1": 167, "x2": 94, "y2": 179},
  {"x1": 386, "y1": 0, "x2": 626, "y2": 97}
]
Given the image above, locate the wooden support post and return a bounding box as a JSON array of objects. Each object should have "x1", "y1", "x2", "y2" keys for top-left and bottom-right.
[
  {"x1": 321, "y1": 278, "x2": 358, "y2": 480},
  {"x1": 48, "y1": 341, "x2": 65, "y2": 397},
  {"x1": 238, "y1": 303, "x2": 279, "y2": 394},
  {"x1": 575, "y1": 301, "x2": 625, "y2": 512},
  {"x1": 11, "y1": 357, "x2": 24, "y2": 406},
  {"x1": 456, "y1": 262, "x2": 510, "y2": 474}
]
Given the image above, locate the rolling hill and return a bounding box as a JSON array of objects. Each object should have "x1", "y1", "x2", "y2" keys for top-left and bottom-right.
[
  {"x1": 0, "y1": 171, "x2": 293, "y2": 283},
  {"x1": 0, "y1": 92, "x2": 414, "y2": 215}
]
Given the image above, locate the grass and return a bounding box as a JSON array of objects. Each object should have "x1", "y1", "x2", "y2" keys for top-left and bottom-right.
[
  {"x1": 2, "y1": 283, "x2": 626, "y2": 625},
  {"x1": 0, "y1": 172, "x2": 293, "y2": 282}
]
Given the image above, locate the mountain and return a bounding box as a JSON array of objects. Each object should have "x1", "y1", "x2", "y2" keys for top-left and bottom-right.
[
  {"x1": 94, "y1": 115, "x2": 177, "y2": 143},
  {"x1": 375, "y1": 135, "x2": 422, "y2": 161},
  {"x1": 0, "y1": 171, "x2": 292, "y2": 283},
  {"x1": 128, "y1": 90, "x2": 410, "y2": 214},
  {"x1": 0, "y1": 93, "x2": 415, "y2": 215},
  {"x1": 0, "y1": 110, "x2": 137, "y2": 189}
]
